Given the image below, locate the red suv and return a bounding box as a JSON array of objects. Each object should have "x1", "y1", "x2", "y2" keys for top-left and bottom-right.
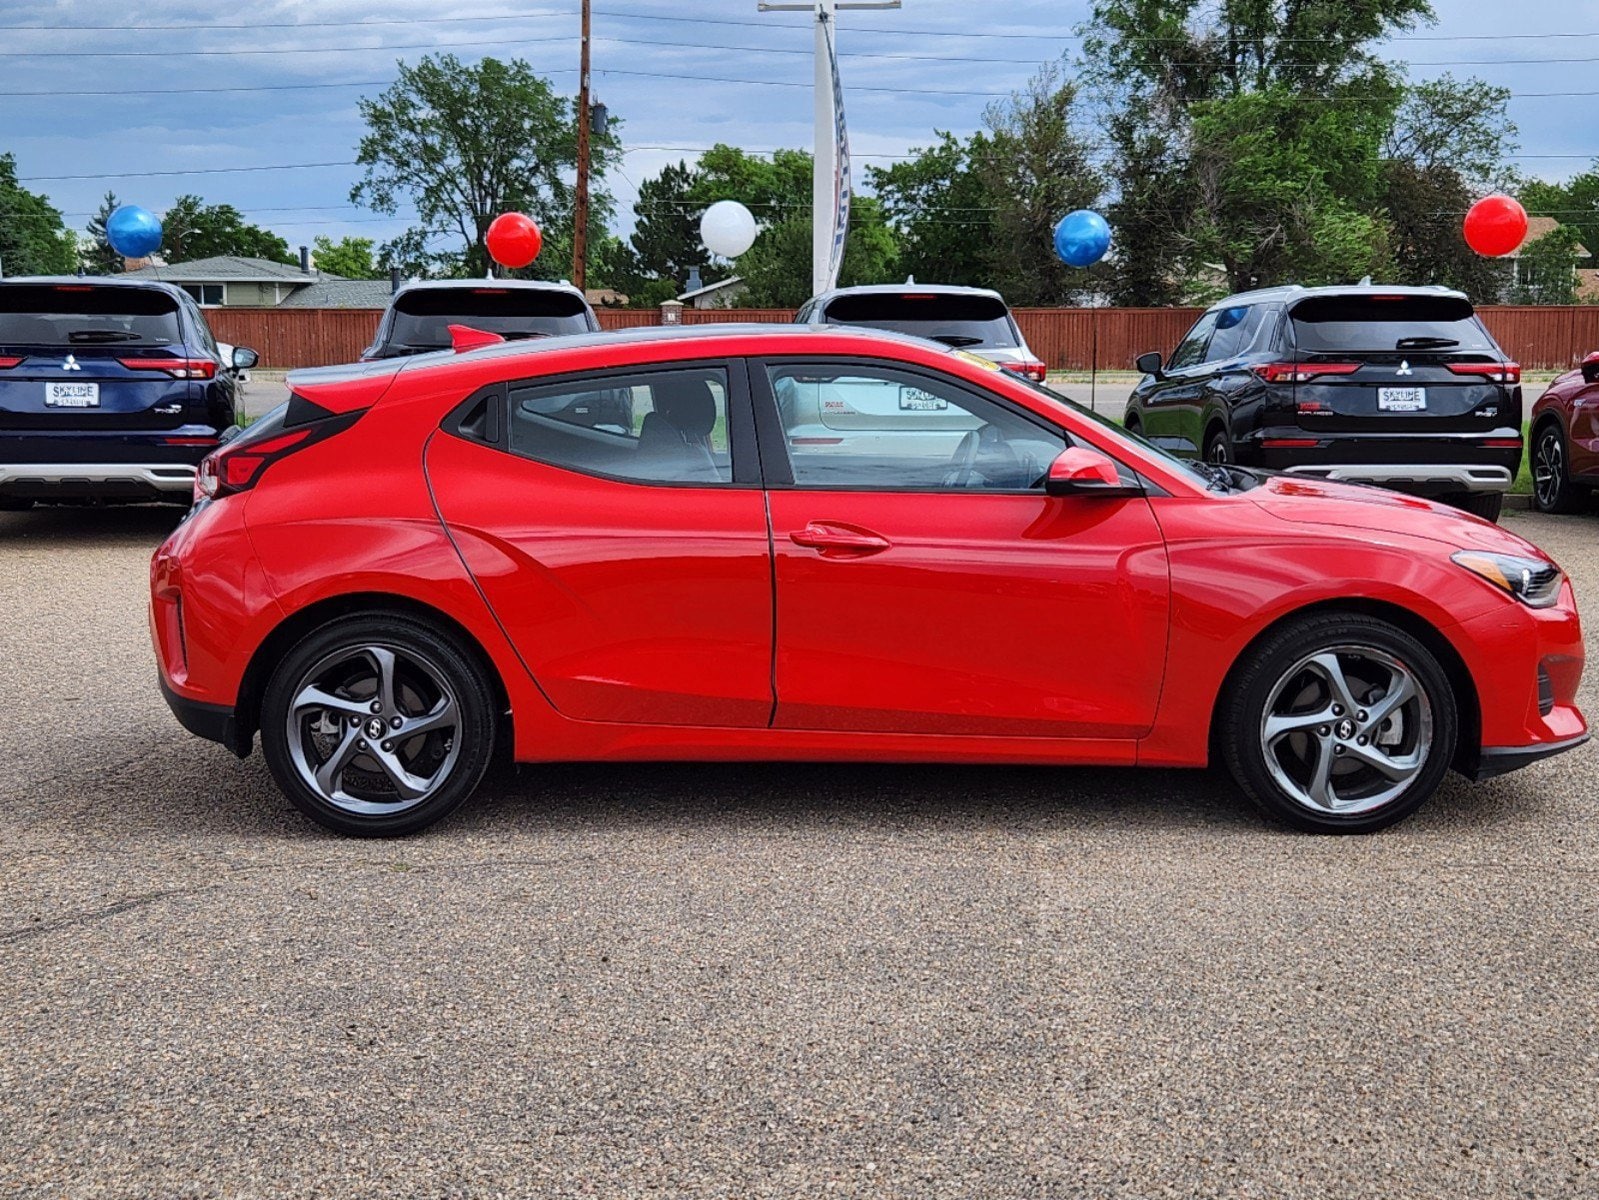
[
  {"x1": 152, "y1": 325, "x2": 1587, "y2": 837},
  {"x1": 1529, "y1": 351, "x2": 1599, "y2": 513}
]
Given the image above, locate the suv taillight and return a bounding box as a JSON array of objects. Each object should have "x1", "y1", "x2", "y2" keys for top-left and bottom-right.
[
  {"x1": 119, "y1": 357, "x2": 217, "y2": 380},
  {"x1": 1253, "y1": 362, "x2": 1362, "y2": 384},
  {"x1": 0, "y1": 356, "x2": 21, "y2": 369},
  {"x1": 1002, "y1": 359, "x2": 1049, "y2": 383},
  {"x1": 194, "y1": 412, "x2": 360, "y2": 503},
  {"x1": 1447, "y1": 361, "x2": 1521, "y2": 384}
]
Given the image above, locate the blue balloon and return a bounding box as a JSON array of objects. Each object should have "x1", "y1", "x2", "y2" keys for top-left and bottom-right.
[
  {"x1": 1053, "y1": 209, "x2": 1111, "y2": 268},
  {"x1": 106, "y1": 205, "x2": 163, "y2": 259}
]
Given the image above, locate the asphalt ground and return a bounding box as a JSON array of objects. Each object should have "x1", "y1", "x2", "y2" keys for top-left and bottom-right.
[{"x1": 1, "y1": 504, "x2": 1596, "y2": 1198}]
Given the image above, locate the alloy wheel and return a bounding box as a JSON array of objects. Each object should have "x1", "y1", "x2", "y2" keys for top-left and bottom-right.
[
  {"x1": 1533, "y1": 429, "x2": 1564, "y2": 511},
  {"x1": 284, "y1": 643, "x2": 462, "y2": 816},
  {"x1": 1258, "y1": 645, "x2": 1433, "y2": 816}
]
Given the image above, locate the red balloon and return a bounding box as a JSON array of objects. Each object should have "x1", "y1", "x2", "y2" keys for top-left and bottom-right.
[
  {"x1": 1463, "y1": 194, "x2": 1528, "y2": 258},
  {"x1": 485, "y1": 212, "x2": 542, "y2": 268}
]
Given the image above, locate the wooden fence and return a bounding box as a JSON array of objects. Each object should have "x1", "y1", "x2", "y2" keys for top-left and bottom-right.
[{"x1": 207, "y1": 304, "x2": 1599, "y2": 373}]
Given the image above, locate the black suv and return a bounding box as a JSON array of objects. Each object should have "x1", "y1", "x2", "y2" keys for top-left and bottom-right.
[
  {"x1": 0, "y1": 277, "x2": 255, "y2": 507},
  {"x1": 1125, "y1": 285, "x2": 1521, "y2": 521}
]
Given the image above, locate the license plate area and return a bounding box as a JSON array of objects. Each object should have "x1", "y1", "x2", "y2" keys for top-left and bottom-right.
[
  {"x1": 45, "y1": 382, "x2": 100, "y2": 408},
  {"x1": 1378, "y1": 386, "x2": 1426, "y2": 412}
]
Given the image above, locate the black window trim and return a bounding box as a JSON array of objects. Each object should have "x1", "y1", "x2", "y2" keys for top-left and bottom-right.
[
  {"x1": 748, "y1": 354, "x2": 1136, "y2": 496},
  {"x1": 440, "y1": 357, "x2": 762, "y2": 490}
]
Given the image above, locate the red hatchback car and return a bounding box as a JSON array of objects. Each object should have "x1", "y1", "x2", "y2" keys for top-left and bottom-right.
[{"x1": 152, "y1": 325, "x2": 1588, "y2": 836}]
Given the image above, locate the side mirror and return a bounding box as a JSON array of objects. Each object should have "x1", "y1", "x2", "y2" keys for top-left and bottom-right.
[
  {"x1": 1135, "y1": 351, "x2": 1164, "y2": 379},
  {"x1": 1044, "y1": 447, "x2": 1143, "y2": 498},
  {"x1": 1581, "y1": 350, "x2": 1599, "y2": 384},
  {"x1": 232, "y1": 346, "x2": 259, "y2": 370}
]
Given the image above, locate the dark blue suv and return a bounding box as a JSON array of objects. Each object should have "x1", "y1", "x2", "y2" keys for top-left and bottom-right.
[{"x1": 0, "y1": 277, "x2": 257, "y2": 507}]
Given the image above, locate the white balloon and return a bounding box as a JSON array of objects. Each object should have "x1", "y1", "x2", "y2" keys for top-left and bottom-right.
[{"x1": 700, "y1": 200, "x2": 758, "y2": 258}]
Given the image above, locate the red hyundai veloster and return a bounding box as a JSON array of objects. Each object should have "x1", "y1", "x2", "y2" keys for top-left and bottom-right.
[{"x1": 151, "y1": 325, "x2": 1587, "y2": 836}]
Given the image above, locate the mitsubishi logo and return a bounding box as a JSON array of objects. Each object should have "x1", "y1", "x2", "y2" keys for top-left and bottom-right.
[
  {"x1": 62, "y1": 354, "x2": 81, "y2": 371},
  {"x1": 1395, "y1": 360, "x2": 1412, "y2": 376}
]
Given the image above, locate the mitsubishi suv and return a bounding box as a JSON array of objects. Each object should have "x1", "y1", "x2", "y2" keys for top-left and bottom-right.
[{"x1": 1124, "y1": 285, "x2": 1522, "y2": 521}]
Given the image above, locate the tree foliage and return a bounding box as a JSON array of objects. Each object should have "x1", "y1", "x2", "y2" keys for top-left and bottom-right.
[
  {"x1": 351, "y1": 54, "x2": 620, "y2": 279},
  {"x1": 1509, "y1": 225, "x2": 1582, "y2": 305},
  {"x1": 82, "y1": 191, "x2": 124, "y2": 275},
  {"x1": 0, "y1": 153, "x2": 77, "y2": 276},
  {"x1": 161, "y1": 195, "x2": 294, "y2": 264},
  {"x1": 312, "y1": 235, "x2": 380, "y2": 279}
]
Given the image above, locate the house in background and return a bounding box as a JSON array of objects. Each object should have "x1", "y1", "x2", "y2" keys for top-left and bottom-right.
[
  {"x1": 1509, "y1": 216, "x2": 1599, "y2": 302},
  {"x1": 677, "y1": 274, "x2": 748, "y2": 309},
  {"x1": 120, "y1": 254, "x2": 393, "y2": 308}
]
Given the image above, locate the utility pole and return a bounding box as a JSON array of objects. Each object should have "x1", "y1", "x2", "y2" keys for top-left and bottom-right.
[
  {"x1": 759, "y1": 0, "x2": 900, "y2": 298},
  {"x1": 572, "y1": 0, "x2": 592, "y2": 291}
]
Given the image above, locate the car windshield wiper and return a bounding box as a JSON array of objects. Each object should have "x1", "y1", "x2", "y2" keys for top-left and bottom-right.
[
  {"x1": 65, "y1": 329, "x2": 146, "y2": 343},
  {"x1": 1395, "y1": 336, "x2": 1459, "y2": 349},
  {"x1": 928, "y1": 334, "x2": 985, "y2": 347}
]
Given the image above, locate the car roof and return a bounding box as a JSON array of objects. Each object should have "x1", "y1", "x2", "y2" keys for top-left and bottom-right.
[
  {"x1": 1210, "y1": 283, "x2": 1471, "y2": 311},
  {"x1": 2, "y1": 275, "x2": 194, "y2": 302},
  {"x1": 808, "y1": 282, "x2": 1010, "y2": 307}
]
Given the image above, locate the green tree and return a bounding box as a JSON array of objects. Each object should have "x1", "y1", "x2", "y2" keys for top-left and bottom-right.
[
  {"x1": 869, "y1": 131, "x2": 993, "y2": 287},
  {"x1": 0, "y1": 153, "x2": 77, "y2": 275},
  {"x1": 736, "y1": 196, "x2": 900, "y2": 307},
  {"x1": 161, "y1": 195, "x2": 294, "y2": 263},
  {"x1": 1523, "y1": 168, "x2": 1599, "y2": 271},
  {"x1": 622, "y1": 159, "x2": 721, "y2": 299},
  {"x1": 312, "y1": 235, "x2": 379, "y2": 278},
  {"x1": 1508, "y1": 224, "x2": 1582, "y2": 304},
  {"x1": 351, "y1": 54, "x2": 620, "y2": 279},
  {"x1": 82, "y1": 191, "x2": 123, "y2": 274}
]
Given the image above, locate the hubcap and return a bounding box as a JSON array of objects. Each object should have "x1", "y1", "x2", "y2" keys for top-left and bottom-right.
[
  {"x1": 285, "y1": 643, "x2": 461, "y2": 816},
  {"x1": 1534, "y1": 431, "x2": 1563, "y2": 510},
  {"x1": 1259, "y1": 645, "x2": 1432, "y2": 815}
]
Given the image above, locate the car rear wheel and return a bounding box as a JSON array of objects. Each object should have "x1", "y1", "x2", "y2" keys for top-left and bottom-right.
[
  {"x1": 1445, "y1": 492, "x2": 1503, "y2": 523},
  {"x1": 260, "y1": 615, "x2": 496, "y2": 837},
  {"x1": 1204, "y1": 427, "x2": 1230, "y2": 465},
  {"x1": 1532, "y1": 423, "x2": 1588, "y2": 514},
  {"x1": 1220, "y1": 613, "x2": 1457, "y2": 834}
]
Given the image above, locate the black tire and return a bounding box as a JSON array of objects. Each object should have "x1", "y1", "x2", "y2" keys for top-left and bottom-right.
[
  {"x1": 1531, "y1": 421, "x2": 1588, "y2": 514},
  {"x1": 1445, "y1": 491, "x2": 1504, "y2": 523},
  {"x1": 1123, "y1": 412, "x2": 1141, "y2": 435},
  {"x1": 1220, "y1": 612, "x2": 1458, "y2": 834},
  {"x1": 1204, "y1": 427, "x2": 1231, "y2": 465},
  {"x1": 260, "y1": 614, "x2": 496, "y2": 837}
]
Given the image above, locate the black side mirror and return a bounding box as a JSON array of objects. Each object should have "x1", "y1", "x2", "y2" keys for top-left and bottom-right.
[{"x1": 1135, "y1": 351, "x2": 1164, "y2": 379}]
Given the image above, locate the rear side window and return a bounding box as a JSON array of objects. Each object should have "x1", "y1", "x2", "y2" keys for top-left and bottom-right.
[
  {"x1": 1291, "y1": 295, "x2": 1496, "y2": 353},
  {"x1": 820, "y1": 292, "x2": 1020, "y2": 350},
  {"x1": 507, "y1": 366, "x2": 732, "y2": 485},
  {"x1": 387, "y1": 287, "x2": 594, "y2": 353},
  {"x1": 1203, "y1": 305, "x2": 1273, "y2": 362},
  {"x1": 0, "y1": 284, "x2": 182, "y2": 347}
]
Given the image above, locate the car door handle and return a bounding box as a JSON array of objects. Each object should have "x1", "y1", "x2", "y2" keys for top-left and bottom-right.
[{"x1": 789, "y1": 521, "x2": 892, "y2": 556}]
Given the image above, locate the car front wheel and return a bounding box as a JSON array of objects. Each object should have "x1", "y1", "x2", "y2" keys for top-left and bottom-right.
[
  {"x1": 1532, "y1": 423, "x2": 1588, "y2": 514},
  {"x1": 260, "y1": 615, "x2": 496, "y2": 836},
  {"x1": 1220, "y1": 613, "x2": 1457, "y2": 833}
]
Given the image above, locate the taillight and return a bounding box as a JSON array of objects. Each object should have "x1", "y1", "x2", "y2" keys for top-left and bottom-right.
[
  {"x1": 194, "y1": 411, "x2": 361, "y2": 503},
  {"x1": 1482, "y1": 437, "x2": 1523, "y2": 448},
  {"x1": 1447, "y1": 361, "x2": 1521, "y2": 384},
  {"x1": 1002, "y1": 360, "x2": 1049, "y2": 383},
  {"x1": 1253, "y1": 362, "x2": 1362, "y2": 384},
  {"x1": 118, "y1": 357, "x2": 217, "y2": 380},
  {"x1": 1263, "y1": 437, "x2": 1321, "y2": 448},
  {"x1": 0, "y1": 355, "x2": 21, "y2": 369}
]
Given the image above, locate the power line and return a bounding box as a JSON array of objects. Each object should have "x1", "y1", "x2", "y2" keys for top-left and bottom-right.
[{"x1": 0, "y1": 10, "x2": 575, "y2": 31}]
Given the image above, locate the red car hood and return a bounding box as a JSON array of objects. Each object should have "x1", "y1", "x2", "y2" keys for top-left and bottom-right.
[{"x1": 1246, "y1": 474, "x2": 1551, "y2": 560}]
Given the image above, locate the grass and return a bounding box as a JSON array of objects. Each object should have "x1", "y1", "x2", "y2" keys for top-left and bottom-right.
[{"x1": 1513, "y1": 421, "x2": 1533, "y2": 494}]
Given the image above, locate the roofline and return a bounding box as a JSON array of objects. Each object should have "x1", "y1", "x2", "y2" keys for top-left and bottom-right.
[
  {"x1": 1211, "y1": 282, "x2": 1470, "y2": 310},
  {"x1": 2, "y1": 275, "x2": 192, "y2": 297},
  {"x1": 809, "y1": 282, "x2": 1007, "y2": 303}
]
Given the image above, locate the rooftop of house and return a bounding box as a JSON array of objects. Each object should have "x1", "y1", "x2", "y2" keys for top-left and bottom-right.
[{"x1": 121, "y1": 255, "x2": 330, "y2": 284}]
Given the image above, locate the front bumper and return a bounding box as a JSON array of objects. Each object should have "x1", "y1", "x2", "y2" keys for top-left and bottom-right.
[
  {"x1": 0, "y1": 461, "x2": 196, "y2": 499},
  {"x1": 1468, "y1": 732, "x2": 1591, "y2": 781}
]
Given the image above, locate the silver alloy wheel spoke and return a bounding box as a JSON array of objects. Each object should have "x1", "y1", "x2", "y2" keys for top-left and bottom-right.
[
  {"x1": 314, "y1": 724, "x2": 364, "y2": 797},
  {"x1": 397, "y1": 694, "x2": 457, "y2": 740},
  {"x1": 292, "y1": 684, "x2": 371, "y2": 719},
  {"x1": 364, "y1": 744, "x2": 433, "y2": 802},
  {"x1": 368, "y1": 646, "x2": 399, "y2": 715},
  {"x1": 1260, "y1": 644, "x2": 1433, "y2": 816}
]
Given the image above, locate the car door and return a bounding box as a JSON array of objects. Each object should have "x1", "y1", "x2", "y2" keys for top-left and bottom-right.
[
  {"x1": 753, "y1": 357, "x2": 1171, "y2": 740},
  {"x1": 1568, "y1": 369, "x2": 1599, "y2": 479},
  {"x1": 1138, "y1": 309, "x2": 1219, "y2": 457},
  {"x1": 425, "y1": 359, "x2": 775, "y2": 727}
]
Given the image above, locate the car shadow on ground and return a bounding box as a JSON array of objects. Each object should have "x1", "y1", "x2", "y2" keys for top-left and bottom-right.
[{"x1": 0, "y1": 504, "x2": 185, "y2": 545}]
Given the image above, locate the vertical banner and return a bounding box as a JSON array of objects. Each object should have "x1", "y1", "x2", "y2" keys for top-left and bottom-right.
[{"x1": 823, "y1": 15, "x2": 850, "y2": 292}]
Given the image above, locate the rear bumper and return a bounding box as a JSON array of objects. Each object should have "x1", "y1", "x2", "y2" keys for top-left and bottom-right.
[
  {"x1": 1283, "y1": 462, "x2": 1512, "y2": 493},
  {"x1": 0, "y1": 461, "x2": 196, "y2": 499},
  {"x1": 1468, "y1": 732, "x2": 1591, "y2": 781},
  {"x1": 158, "y1": 673, "x2": 249, "y2": 757}
]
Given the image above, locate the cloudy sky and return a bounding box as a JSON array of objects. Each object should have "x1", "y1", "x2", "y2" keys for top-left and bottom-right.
[{"x1": 4, "y1": 0, "x2": 1598, "y2": 259}]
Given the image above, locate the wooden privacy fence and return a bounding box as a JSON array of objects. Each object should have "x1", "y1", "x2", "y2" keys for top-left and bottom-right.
[{"x1": 206, "y1": 304, "x2": 1599, "y2": 373}]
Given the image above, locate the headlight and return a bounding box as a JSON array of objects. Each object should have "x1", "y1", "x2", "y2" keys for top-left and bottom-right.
[{"x1": 1452, "y1": 551, "x2": 1565, "y2": 608}]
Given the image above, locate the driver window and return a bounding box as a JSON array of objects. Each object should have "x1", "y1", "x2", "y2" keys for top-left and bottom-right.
[
  {"x1": 767, "y1": 363, "x2": 1065, "y2": 491},
  {"x1": 1166, "y1": 310, "x2": 1220, "y2": 371}
]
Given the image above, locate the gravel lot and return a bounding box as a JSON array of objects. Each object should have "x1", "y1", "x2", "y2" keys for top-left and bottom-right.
[{"x1": 1, "y1": 504, "x2": 1595, "y2": 1199}]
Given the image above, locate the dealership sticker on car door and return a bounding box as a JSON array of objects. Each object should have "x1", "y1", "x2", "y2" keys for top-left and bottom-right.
[
  {"x1": 45, "y1": 382, "x2": 99, "y2": 408},
  {"x1": 1377, "y1": 386, "x2": 1426, "y2": 412}
]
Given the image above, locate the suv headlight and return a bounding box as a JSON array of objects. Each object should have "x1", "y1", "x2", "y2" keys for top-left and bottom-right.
[{"x1": 1452, "y1": 551, "x2": 1565, "y2": 608}]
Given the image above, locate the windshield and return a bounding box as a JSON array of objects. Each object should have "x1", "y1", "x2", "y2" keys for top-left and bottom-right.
[
  {"x1": 821, "y1": 292, "x2": 1021, "y2": 350},
  {"x1": 384, "y1": 286, "x2": 593, "y2": 353},
  {"x1": 1290, "y1": 294, "x2": 1495, "y2": 354},
  {"x1": 0, "y1": 284, "x2": 182, "y2": 347}
]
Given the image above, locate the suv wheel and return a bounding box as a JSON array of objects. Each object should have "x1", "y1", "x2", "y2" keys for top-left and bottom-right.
[
  {"x1": 1220, "y1": 613, "x2": 1457, "y2": 834},
  {"x1": 1532, "y1": 422, "x2": 1588, "y2": 514},
  {"x1": 260, "y1": 615, "x2": 496, "y2": 837},
  {"x1": 1204, "y1": 428, "x2": 1231, "y2": 465},
  {"x1": 1445, "y1": 492, "x2": 1503, "y2": 523}
]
